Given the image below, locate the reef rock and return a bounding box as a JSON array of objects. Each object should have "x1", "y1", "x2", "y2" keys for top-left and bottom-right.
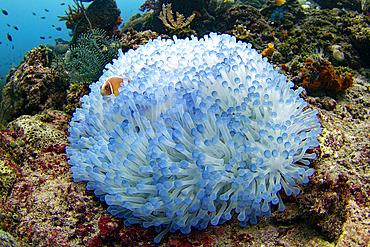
[{"x1": 0, "y1": 45, "x2": 69, "y2": 124}]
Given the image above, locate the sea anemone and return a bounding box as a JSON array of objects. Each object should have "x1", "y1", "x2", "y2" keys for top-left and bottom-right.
[{"x1": 67, "y1": 33, "x2": 321, "y2": 243}]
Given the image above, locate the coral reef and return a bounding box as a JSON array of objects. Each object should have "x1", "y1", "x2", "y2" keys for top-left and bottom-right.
[
  {"x1": 0, "y1": 160, "x2": 17, "y2": 202},
  {"x1": 229, "y1": 24, "x2": 250, "y2": 41},
  {"x1": 7, "y1": 114, "x2": 68, "y2": 151},
  {"x1": 0, "y1": 45, "x2": 69, "y2": 124},
  {"x1": 0, "y1": 74, "x2": 369, "y2": 247},
  {"x1": 341, "y1": 13, "x2": 370, "y2": 67},
  {"x1": 302, "y1": 58, "x2": 353, "y2": 92},
  {"x1": 119, "y1": 28, "x2": 169, "y2": 52},
  {"x1": 314, "y1": 0, "x2": 362, "y2": 11},
  {"x1": 140, "y1": 0, "x2": 161, "y2": 12},
  {"x1": 0, "y1": 229, "x2": 20, "y2": 247},
  {"x1": 1, "y1": 0, "x2": 370, "y2": 246},
  {"x1": 64, "y1": 82, "x2": 91, "y2": 116},
  {"x1": 59, "y1": 0, "x2": 121, "y2": 43}
]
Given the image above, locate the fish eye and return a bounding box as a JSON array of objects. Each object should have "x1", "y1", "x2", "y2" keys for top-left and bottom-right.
[{"x1": 105, "y1": 86, "x2": 109, "y2": 90}]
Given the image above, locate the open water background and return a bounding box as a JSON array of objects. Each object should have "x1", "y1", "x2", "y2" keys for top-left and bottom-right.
[{"x1": 0, "y1": 0, "x2": 145, "y2": 87}]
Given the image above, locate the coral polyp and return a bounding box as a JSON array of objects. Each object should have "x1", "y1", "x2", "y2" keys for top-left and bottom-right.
[{"x1": 67, "y1": 33, "x2": 321, "y2": 243}]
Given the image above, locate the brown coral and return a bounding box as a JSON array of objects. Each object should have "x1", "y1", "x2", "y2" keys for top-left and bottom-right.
[
  {"x1": 58, "y1": 0, "x2": 85, "y2": 30},
  {"x1": 302, "y1": 58, "x2": 353, "y2": 92},
  {"x1": 61, "y1": 0, "x2": 121, "y2": 43},
  {"x1": 119, "y1": 28, "x2": 169, "y2": 52}
]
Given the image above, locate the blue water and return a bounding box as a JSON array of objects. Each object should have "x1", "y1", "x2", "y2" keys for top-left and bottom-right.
[{"x1": 0, "y1": 0, "x2": 145, "y2": 87}]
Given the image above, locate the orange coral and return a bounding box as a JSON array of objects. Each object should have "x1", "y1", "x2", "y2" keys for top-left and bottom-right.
[
  {"x1": 116, "y1": 16, "x2": 123, "y2": 25},
  {"x1": 262, "y1": 43, "x2": 274, "y2": 57},
  {"x1": 302, "y1": 58, "x2": 353, "y2": 92}
]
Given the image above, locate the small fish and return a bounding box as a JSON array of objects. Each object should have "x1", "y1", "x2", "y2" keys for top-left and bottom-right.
[
  {"x1": 55, "y1": 27, "x2": 62, "y2": 31},
  {"x1": 11, "y1": 45, "x2": 14, "y2": 49},
  {"x1": 6, "y1": 24, "x2": 10, "y2": 27},
  {"x1": 13, "y1": 26, "x2": 18, "y2": 30},
  {"x1": 0, "y1": 77, "x2": 4, "y2": 80},
  {"x1": 100, "y1": 77, "x2": 124, "y2": 96},
  {"x1": 44, "y1": 8, "x2": 49, "y2": 12},
  {"x1": 0, "y1": 41, "x2": 2, "y2": 45},
  {"x1": 48, "y1": 36, "x2": 52, "y2": 39},
  {"x1": 6, "y1": 33, "x2": 12, "y2": 42},
  {"x1": 32, "y1": 12, "x2": 36, "y2": 16},
  {"x1": 61, "y1": 3, "x2": 65, "y2": 5},
  {"x1": 52, "y1": 24, "x2": 55, "y2": 27},
  {"x1": 1, "y1": 9, "x2": 8, "y2": 15},
  {"x1": 40, "y1": 16, "x2": 46, "y2": 19},
  {"x1": 40, "y1": 36, "x2": 45, "y2": 39}
]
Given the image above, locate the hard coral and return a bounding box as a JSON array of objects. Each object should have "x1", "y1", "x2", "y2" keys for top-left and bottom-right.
[
  {"x1": 0, "y1": 45, "x2": 69, "y2": 124},
  {"x1": 67, "y1": 33, "x2": 321, "y2": 243},
  {"x1": 302, "y1": 58, "x2": 353, "y2": 92},
  {"x1": 0, "y1": 110, "x2": 101, "y2": 247},
  {"x1": 67, "y1": 0, "x2": 121, "y2": 43},
  {"x1": 58, "y1": 0, "x2": 85, "y2": 31},
  {"x1": 7, "y1": 112, "x2": 68, "y2": 151},
  {"x1": 119, "y1": 28, "x2": 169, "y2": 52},
  {"x1": 0, "y1": 160, "x2": 17, "y2": 201},
  {"x1": 158, "y1": 3, "x2": 196, "y2": 38}
]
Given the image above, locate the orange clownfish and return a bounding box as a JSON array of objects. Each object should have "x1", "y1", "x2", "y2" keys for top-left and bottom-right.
[{"x1": 100, "y1": 76, "x2": 124, "y2": 96}]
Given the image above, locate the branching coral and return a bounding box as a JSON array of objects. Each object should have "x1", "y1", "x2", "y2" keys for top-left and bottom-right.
[
  {"x1": 158, "y1": 4, "x2": 196, "y2": 33},
  {"x1": 58, "y1": 29, "x2": 120, "y2": 83},
  {"x1": 67, "y1": 33, "x2": 321, "y2": 243},
  {"x1": 58, "y1": 0, "x2": 85, "y2": 30},
  {"x1": 230, "y1": 24, "x2": 251, "y2": 41}
]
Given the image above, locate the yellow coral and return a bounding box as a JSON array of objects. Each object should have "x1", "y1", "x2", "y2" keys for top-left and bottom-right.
[
  {"x1": 158, "y1": 4, "x2": 196, "y2": 30},
  {"x1": 230, "y1": 24, "x2": 250, "y2": 40}
]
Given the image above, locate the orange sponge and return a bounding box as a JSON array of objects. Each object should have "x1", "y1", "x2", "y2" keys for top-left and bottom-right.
[
  {"x1": 302, "y1": 58, "x2": 353, "y2": 92},
  {"x1": 262, "y1": 43, "x2": 274, "y2": 57}
]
